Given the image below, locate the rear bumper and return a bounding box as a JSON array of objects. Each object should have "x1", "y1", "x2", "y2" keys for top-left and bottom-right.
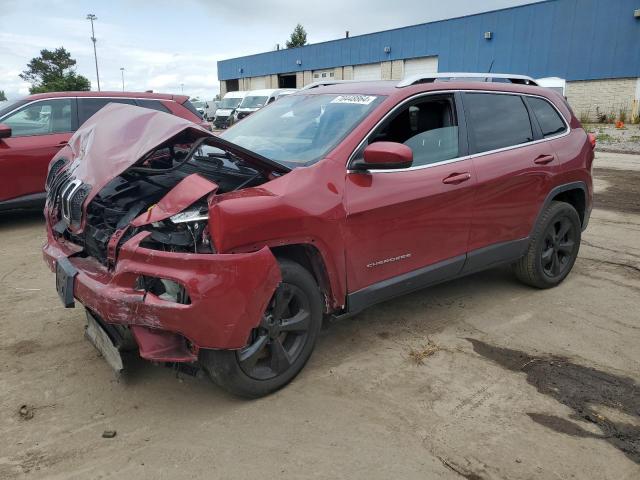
[{"x1": 43, "y1": 229, "x2": 281, "y2": 360}]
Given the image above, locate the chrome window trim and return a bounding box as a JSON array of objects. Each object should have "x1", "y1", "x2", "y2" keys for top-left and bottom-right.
[
  {"x1": 0, "y1": 96, "x2": 176, "y2": 122},
  {"x1": 346, "y1": 89, "x2": 570, "y2": 174}
]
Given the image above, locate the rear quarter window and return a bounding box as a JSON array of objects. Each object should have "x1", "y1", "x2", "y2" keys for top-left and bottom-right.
[
  {"x1": 463, "y1": 93, "x2": 534, "y2": 154},
  {"x1": 526, "y1": 97, "x2": 567, "y2": 138},
  {"x1": 181, "y1": 100, "x2": 203, "y2": 119},
  {"x1": 136, "y1": 99, "x2": 171, "y2": 113}
]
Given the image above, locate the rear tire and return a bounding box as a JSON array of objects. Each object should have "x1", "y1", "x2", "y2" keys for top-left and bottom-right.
[
  {"x1": 513, "y1": 201, "x2": 581, "y2": 289},
  {"x1": 200, "y1": 259, "x2": 323, "y2": 398}
]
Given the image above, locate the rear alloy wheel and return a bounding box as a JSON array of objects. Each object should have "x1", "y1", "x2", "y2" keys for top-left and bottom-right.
[
  {"x1": 540, "y1": 216, "x2": 577, "y2": 279},
  {"x1": 200, "y1": 259, "x2": 322, "y2": 398},
  {"x1": 513, "y1": 201, "x2": 581, "y2": 288}
]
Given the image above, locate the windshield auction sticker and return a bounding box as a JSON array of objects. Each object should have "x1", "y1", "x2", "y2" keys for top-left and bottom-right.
[{"x1": 330, "y1": 95, "x2": 377, "y2": 105}]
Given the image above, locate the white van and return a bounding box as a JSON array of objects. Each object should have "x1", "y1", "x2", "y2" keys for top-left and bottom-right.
[
  {"x1": 233, "y1": 89, "x2": 296, "y2": 122},
  {"x1": 536, "y1": 77, "x2": 566, "y2": 96},
  {"x1": 203, "y1": 100, "x2": 219, "y2": 121},
  {"x1": 213, "y1": 91, "x2": 248, "y2": 129}
]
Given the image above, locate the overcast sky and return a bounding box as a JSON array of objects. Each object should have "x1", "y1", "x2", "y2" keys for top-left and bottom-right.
[{"x1": 0, "y1": 0, "x2": 541, "y2": 101}]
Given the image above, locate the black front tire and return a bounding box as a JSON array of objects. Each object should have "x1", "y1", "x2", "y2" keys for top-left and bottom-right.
[
  {"x1": 513, "y1": 200, "x2": 582, "y2": 289},
  {"x1": 200, "y1": 259, "x2": 323, "y2": 398}
]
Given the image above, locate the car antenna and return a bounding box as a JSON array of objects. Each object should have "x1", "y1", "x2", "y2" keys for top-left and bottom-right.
[{"x1": 487, "y1": 59, "x2": 495, "y2": 73}]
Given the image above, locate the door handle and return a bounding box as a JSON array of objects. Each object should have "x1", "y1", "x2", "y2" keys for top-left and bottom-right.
[
  {"x1": 442, "y1": 172, "x2": 471, "y2": 185},
  {"x1": 57, "y1": 141, "x2": 68, "y2": 146},
  {"x1": 534, "y1": 154, "x2": 555, "y2": 165}
]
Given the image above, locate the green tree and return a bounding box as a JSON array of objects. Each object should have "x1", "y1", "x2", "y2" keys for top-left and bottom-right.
[
  {"x1": 0, "y1": 90, "x2": 6, "y2": 101},
  {"x1": 20, "y1": 47, "x2": 91, "y2": 94},
  {"x1": 286, "y1": 24, "x2": 308, "y2": 48}
]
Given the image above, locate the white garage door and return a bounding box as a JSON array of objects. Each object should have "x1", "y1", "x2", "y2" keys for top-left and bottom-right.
[
  {"x1": 403, "y1": 56, "x2": 439, "y2": 78},
  {"x1": 353, "y1": 63, "x2": 382, "y2": 81},
  {"x1": 249, "y1": 77, "x2": 267, "y2": 89}
]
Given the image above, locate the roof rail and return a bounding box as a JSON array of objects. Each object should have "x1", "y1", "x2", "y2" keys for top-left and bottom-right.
[
  {"x1": 301, "y1": 80, "x2": 367, "y2": 90},
  {"x1": 397, "y1": 72, "x2": 538, "y2": 88}
]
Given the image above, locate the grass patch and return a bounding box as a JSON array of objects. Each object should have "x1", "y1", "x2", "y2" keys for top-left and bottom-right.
[{"x1": 596, "y1": 133, "x2": 614, "y2": 142}]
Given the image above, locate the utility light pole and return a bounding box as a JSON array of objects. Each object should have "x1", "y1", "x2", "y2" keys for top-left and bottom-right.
[
  {"x1": 180, "y1": 83, "x2": 184, "y2": 94},
  {"x1": 86, "y1": 14, "x2": 100, "y2": 91},
  {"x1": 120, "y1": 67, "x2": 125, "y2": 92}
]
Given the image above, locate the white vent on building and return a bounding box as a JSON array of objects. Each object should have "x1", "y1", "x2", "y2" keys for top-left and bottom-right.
[{"x1": 313, "y1": 70, "x2": 335, "y2": 79}]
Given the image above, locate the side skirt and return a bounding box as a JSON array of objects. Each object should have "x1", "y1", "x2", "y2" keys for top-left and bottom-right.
[
  {"x1": 0, "y1": 192, "x2": 46, "y2": 212},
  {"x1": 343, "y1": 238, "x2": 529, "y2": 316}
]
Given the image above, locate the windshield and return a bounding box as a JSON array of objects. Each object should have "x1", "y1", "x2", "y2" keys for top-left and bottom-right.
[
  {"x1": 219, "y1": 97, "x2": 243, "y2": 109},
  {"x1": 240, "y1": 96, "x2": 268, "y2": 109},
  {"x1": 221, "y1": 93, "x2": 384, "y2": 168},
  {"x1": 191, "y1": 101, "x2": 205, "y2": 109}
]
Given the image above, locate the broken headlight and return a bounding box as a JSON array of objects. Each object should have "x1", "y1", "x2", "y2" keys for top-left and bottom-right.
[
  {"x1": 140, "y1": 206, "x2": 213, "y2": 253},
  {"x1": 169, "y1": 207, "x2": 209, "y2": 224}
]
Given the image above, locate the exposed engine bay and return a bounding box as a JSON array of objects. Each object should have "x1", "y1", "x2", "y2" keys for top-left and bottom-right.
[{"x1": 50, "y1": 135, "x2": 279, "y2": 265}]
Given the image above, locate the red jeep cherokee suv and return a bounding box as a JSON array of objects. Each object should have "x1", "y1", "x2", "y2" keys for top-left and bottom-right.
[
  {"x1": 42, "y1": 74, "x2": 594, "y2": 397},
  {"x1": 0, "y1": 91, "x2": 206, "y2": 212}
]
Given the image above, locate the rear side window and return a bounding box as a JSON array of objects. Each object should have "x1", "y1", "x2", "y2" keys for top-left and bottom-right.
[
  {"x1": 526, "y1": 97, "x2": 567, "y2": 138},
  {"x1": 464, "y1": 93, "x2": 533, "y2": 154},
  {"x1": 78, "y1": 98, "x2": 136, "y2": 125},
  {"x1": 136, "y1": 99, "x2": 171, "y2": 113},
  {"x1": 181, "y1": 100, "x2": 203, "y2": 119}
]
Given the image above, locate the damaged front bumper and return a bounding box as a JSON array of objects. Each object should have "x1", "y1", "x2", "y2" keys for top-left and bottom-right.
[{"x1": 43, "y1": 228, "x2": 281, "y2": 363}]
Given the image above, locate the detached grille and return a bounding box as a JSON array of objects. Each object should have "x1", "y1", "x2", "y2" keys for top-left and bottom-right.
[
  {"x1": 69, "y1": 184, "x2": 91, "y2": 226},
  {"x1": 46, "y1": 158, "x2": 67, "y2": 191},
  {"x1": 47, "y1": 170, "x2": 71, "y2": 206},
  {"x1": 48, "y1": 176, "x2": 92, "y2": 227}
]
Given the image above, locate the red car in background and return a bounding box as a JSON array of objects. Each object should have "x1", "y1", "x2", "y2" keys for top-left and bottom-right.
[{"x1": 0, "y1": 91, "x2": 206, "y2": 211}]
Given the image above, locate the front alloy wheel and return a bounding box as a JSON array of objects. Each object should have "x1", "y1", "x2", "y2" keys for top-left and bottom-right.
[
  {"x1": 200, "y1": 259, "x2": 323, "y2": 398},
  {"x1": 238, "y1": 283, "x2": 312, "y2": 380}
]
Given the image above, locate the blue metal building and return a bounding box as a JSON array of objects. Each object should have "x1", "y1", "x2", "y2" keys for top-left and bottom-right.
[{"x1": 217, "y1": 0, "x2": 640, "y2": 86}]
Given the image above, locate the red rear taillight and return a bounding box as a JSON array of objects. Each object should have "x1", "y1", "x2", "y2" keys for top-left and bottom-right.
[{"x1": 588, "y1": 133, "x2": 596, "y2": 149}]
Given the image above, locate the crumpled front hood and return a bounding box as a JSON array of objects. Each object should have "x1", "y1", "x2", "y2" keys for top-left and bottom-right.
[
  {"x1": 52, "y1": 103, "x2": 289, "y2": 206},
  {"x1": 59, "y1": 103, "x2": 212, "y2": 197}
]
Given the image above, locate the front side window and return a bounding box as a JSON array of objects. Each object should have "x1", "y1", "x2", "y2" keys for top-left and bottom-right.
[
  {"x1": 464, "y1": 93, "x2": 533, "y2": 154},
  {"x1": 221, "y1": 93, "x2": 384, "y2": 168},
  {"x1": 526, "y1": 97, "x2": 567, "y2": 138},
  {"x1": 2, "y1": 99, "x2": 73, "y2": 137},
  {"x1": 365, "y1": 95, "x2": 459, "y2": 167},
  {"x1": 78, "y1": 98, "x2": 136, "y2": 125}
]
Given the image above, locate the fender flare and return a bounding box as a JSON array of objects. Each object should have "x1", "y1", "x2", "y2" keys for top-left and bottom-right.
[{"x1": 531, "y1": 181, "x2": 589, "y2": 235}]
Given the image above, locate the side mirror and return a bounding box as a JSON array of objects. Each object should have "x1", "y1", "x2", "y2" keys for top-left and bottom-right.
[
  {"x1": 352, "y1": 141, "x2": 413, "y2": 170},
  {"x1": 0, "y1": 123, "x2": 11, "y2": 139}
]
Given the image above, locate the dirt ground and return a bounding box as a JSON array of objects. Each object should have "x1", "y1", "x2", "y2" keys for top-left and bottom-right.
[
  {"x1": 584, "y1": 123, "x2": 640, "y2": 155},
  {"x1": 1, "y1": 152, "x2": 639, "y2": 479}
]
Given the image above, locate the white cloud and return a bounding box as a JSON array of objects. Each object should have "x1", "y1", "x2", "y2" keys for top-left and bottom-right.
[{"x1": 0, "y1": 0, "x2": 539, "y2": 101}]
